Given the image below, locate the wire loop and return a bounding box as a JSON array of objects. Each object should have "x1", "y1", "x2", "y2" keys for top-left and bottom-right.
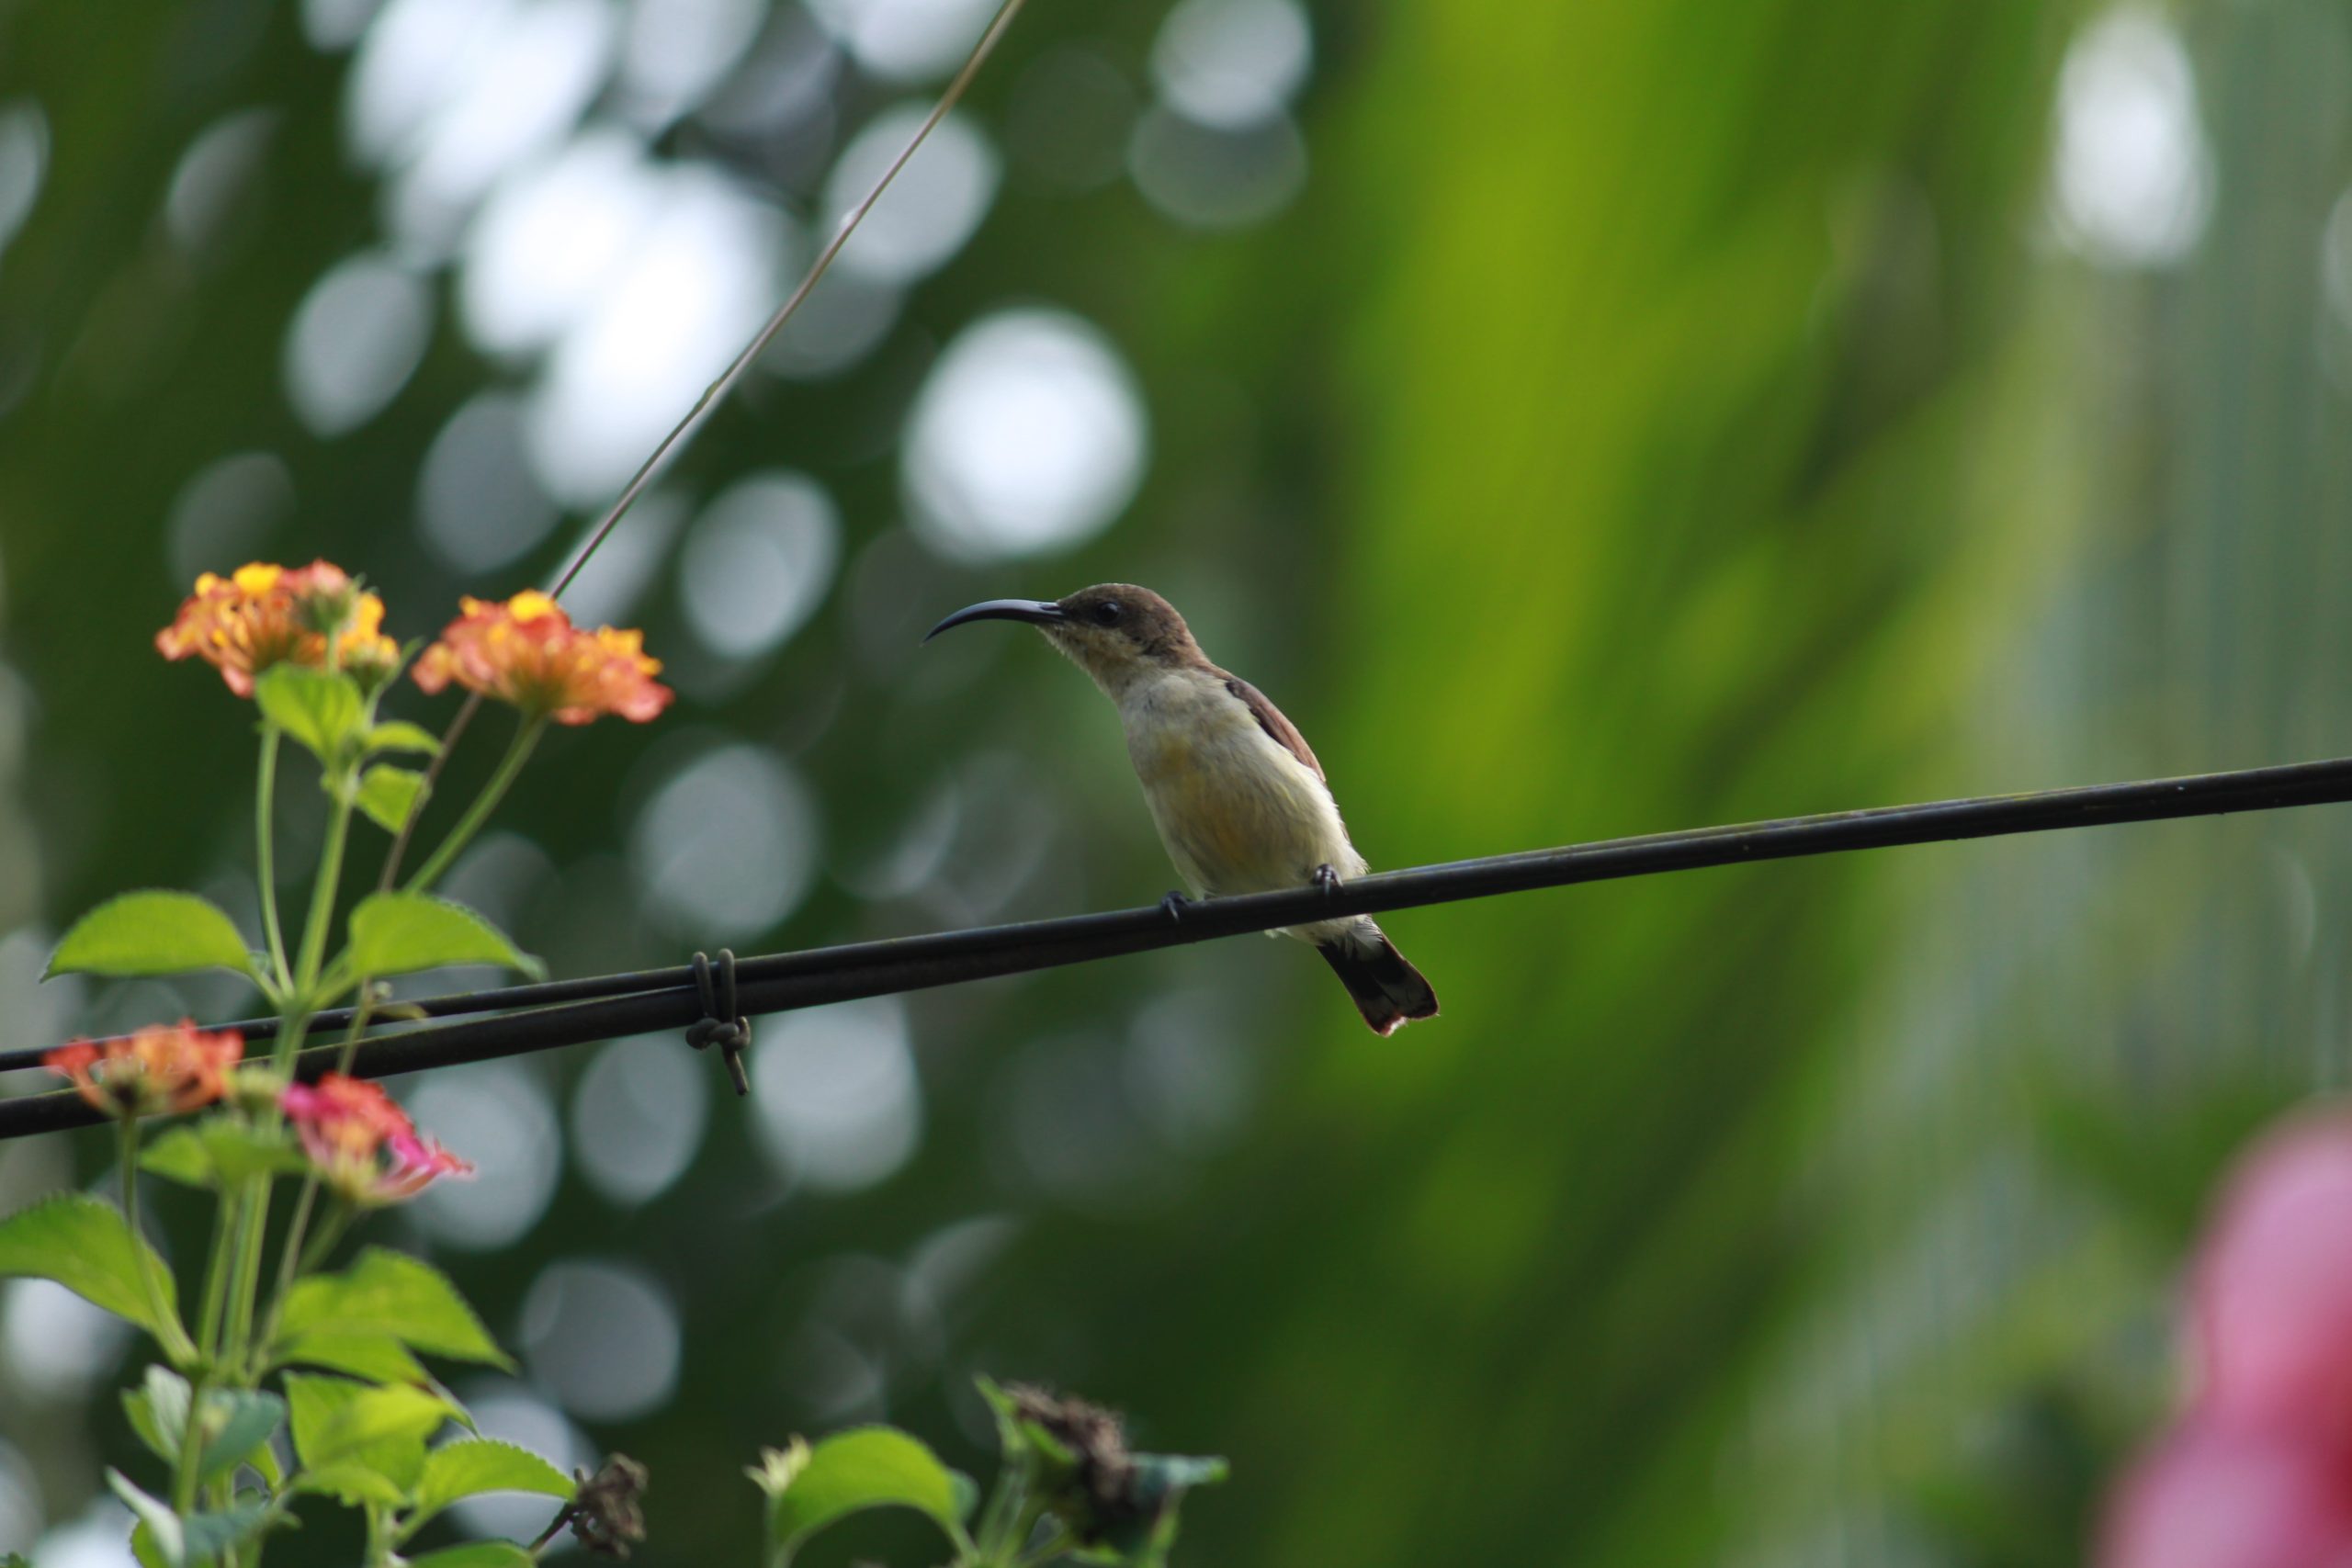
[{"x1": 684, "y1": 949, "x2": 752, "y2": 1097}]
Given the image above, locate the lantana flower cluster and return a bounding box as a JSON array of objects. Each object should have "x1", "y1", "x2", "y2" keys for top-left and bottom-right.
[
  {"x1": 2100, "y1": 1108, "x2": 2352, "y2": 1568},
  {"x1": 45, "y1": 1021, "x2": 243, "y2": 1118},
  {"x1": 280, "y1": 1072, "x2": 471, "y2": 1204},
  {"x1": 156, "y1": 561, "x2": 399, "y2": 694},
  {"x1": 156, "y1": 563, "x2": 672, "y2": 726}
]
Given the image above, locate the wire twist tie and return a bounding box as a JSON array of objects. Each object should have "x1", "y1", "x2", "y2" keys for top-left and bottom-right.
[{"x1": 684, "y1": 949, "x2": 752, "y2": 1097}]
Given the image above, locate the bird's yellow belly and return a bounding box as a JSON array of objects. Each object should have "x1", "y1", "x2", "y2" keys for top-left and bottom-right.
[{"x1": 1133, "y1": 726, "x2": 1354, "y2": 897}]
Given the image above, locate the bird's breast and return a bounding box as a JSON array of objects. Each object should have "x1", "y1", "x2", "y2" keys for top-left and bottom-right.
[{"x1": 1116, "y1": 671, "x2": 1354, "y2": 895}]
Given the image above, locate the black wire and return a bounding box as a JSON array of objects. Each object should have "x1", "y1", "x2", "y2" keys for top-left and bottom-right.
[{"x1": 7, "y1": 751, "x2": 2351, "y2": 1141}]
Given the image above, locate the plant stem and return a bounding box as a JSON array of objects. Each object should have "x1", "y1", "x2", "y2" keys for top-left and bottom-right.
[
  {"x1": 253, "y1": 991, "x2": 372, "y2": 1367},
  {"x1": 169, "y1": 1372, "x2": 209, "y2": 1513},
  {"x1": 293, "y1": 793, "x2": 353, "y2": 1009},
  {"x1": 118, "y1": 1115, "x2": 178, "y2": 1357},
  {"x1": 403, "y1": 715, "x2": 544, "y2": 895},
  {"x1": 197, "y1": 1196, "x2": 238, "y2": 1359},
  {"x1": 256, "y1": 728, "x2": 291, "y2": 995}
]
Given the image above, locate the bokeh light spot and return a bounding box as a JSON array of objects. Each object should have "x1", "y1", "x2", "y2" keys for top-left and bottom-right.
[
  {"x1": 462, "y1": 128, "x2": 661, "y2": 359},
  {"x1": 525, "y1": 164, "x2": 787, "y2": 504},
  {"x1": 1148, "y1": 0, "x2": 1311, "y2": 131},
  {"x1": 164, "y1": 108, "x2": 276, "y2": 258},
  {"x1": 802, "y1": 0, "x2": 998, "y2": 83},
  {"x1": 752, "y1": 998, "x2": 922, "y2": 1193},
  {"x1": 521, "y1": 1258, "x2": 682, "y2": 1421},
  {"x1": 2, "y1": 1280, "x2": 131, "y2": 1403},
  {"x1": 283, "y1": 252, "x2": 434, "y2": 437},
  {"x1": 404, "y1": 1062, "x2": 562, "y2": 1250},
  {"x1": 680, "y1": 470, "x2": 840, "y2": 660},
  {"x1": 571, "y1": 1034, "x2": 708, "y2": 1204},
  {"x1": 418, "y1": 391, "x2": 562, "y2": 573},
  {"x1": 2051, "y1": 6, "x2": 2212, "y2": 268},
  {"x1": 617, "y1": 0, "x2": 765, "y2": 128},
  {"x1": 629, "y1": 743, "x2": 818, "y2": 938},
  {"x1": 905, "y1": 308, "x2": 1148, "y2": 561},
  {"x1": 827, "y1": 104, "x2": 1000, "y2": 285},
  {"x1": 1128, "y1": 105, "x2": 1306, "y2": 231},
  {"x1": 0, "y1": 100, "x2": 49, "y2": 264},
  {"x1": 164, "y1": 452, "x2": 294, "y2": 588}
]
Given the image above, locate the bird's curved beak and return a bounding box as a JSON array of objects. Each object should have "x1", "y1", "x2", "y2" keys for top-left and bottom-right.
[{"x1": 923, "y1": 598, "x2": 1067, "y2": 643}]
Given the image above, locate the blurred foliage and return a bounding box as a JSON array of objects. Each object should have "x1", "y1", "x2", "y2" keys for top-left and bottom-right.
[{"x1": 4, "y1": 0, "x2": 2352, "y2": 1565}]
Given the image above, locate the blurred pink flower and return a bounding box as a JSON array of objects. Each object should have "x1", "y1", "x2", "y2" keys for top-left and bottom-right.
[
  {"x1": 2100, "y1": 1425, "x2": 2352, "y2": 1568},
  {"x1": 2191, "y1": 1111, "x2": 2352, "y2": 1444},
  {"x1": 2100, "y1": 1107, "x2": 2352, "y2": 1568}
]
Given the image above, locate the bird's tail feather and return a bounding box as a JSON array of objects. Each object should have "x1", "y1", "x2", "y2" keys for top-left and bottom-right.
[{"x1": 1317, "y1": 927, "x2": 1438, "y2": 1036}]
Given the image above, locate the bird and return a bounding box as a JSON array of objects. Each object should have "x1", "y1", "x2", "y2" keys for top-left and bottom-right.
[{"x1": 925, "y1": 583, "x2": 1438, "y2": 1035}]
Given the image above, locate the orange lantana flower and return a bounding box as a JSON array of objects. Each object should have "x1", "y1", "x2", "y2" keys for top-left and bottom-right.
[
  {"x1": 156, "y1": 560, "x2": 400, "y2": 696},
  {"x1": 412, "y1": 591, "x2": 673, "y2": 726},
  {"x1": 45, "y1": 1021, "x2": 243, "y2": 1118},
  {"x1": 279, "y1": 1072, "x2": 472, "y2": 1204}
]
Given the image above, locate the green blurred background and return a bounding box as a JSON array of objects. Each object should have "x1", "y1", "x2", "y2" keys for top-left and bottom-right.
[{"x1": 1, "y1": 0, "x2": 2347, "y2": 1562}]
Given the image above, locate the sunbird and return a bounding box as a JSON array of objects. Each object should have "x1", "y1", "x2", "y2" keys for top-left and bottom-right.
[{"x1": 926, "y1": 583, "x2": 1439, "y2": 1034}]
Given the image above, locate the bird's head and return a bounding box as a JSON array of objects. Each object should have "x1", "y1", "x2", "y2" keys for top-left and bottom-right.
[{"x1": 925, "y1": 583, "x2": 1202, "y2": 690}]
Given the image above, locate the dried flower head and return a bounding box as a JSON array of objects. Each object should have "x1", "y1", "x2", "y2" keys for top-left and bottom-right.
[
  {"x1": 412, "y1": 591, "x2": 672, "y2": 726},
  {"x1": 280, "y1": 1073, "x2": 472, "y2": 1204},
  {"x1": 571, "y1": 1454, "x2": 650, "y2": 1558},
  {"x1": 44, "y1": 1021, "x2": 243, "y2": 1119},
  {"x1": 156, "y1": 561, "x2": 398, "y2": 696}
]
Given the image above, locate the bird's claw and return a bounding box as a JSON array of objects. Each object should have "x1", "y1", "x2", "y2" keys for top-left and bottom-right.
[
  {"x1": 1159, "y1": 890, "x2": 1194, "y2": 924},
  {"x1": 1312, "y1": 863, "x2": 1342, "y2": 900}
]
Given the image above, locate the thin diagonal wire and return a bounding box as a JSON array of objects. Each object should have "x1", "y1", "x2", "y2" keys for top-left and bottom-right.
[
  {"x1": 8, "y1": 751, "x2": 2352, "y2": 1137},
  {"x1": 377, "y1": 0, "x2": 1031, "y2": 892}
]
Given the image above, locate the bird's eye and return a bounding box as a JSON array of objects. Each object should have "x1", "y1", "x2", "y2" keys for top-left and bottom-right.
[{"x1": 1091, "y1": 600, "x2": 1125, "y2": 627}]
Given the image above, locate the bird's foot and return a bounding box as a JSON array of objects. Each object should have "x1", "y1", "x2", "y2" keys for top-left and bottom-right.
[
  {"x1": 1159, "y1": 889, "x2": 1195, "y2": 924},
  {"x1": 1312, "y1": 863, "x2": 1343, "y2": 900}
]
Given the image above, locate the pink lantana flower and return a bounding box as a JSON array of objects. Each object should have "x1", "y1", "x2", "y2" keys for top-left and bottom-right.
[{"x1": 280, "y1": 1073, "x2": 472, "y2": 1205}]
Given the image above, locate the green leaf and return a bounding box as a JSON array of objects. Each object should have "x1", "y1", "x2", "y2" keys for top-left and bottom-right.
[
  {"x1": 756, "y1": 1427, "x2": 970, "y2": 1566},
  {"x1": 406, "y1": 1546, "x2": 536, "y2": 1568},
  {"x1": 107, "y1": 1470, "x2": 271, "y2": 1568},
  {"x1": 254, "y1": 663, "x2": 365, "y2": 765},
  {"x1": 138, "y1": 1129, "x2": 216, "y2": 1190},
  {"x1": 277, "y1": 1247, "x2": 513, "y2": 1369},
  {"x1": 366, "y1": 720, "x2": 443, "y2": 758},
  {"x1": 123, "y1": 1366, "x2": 192, "y2": 1464},
  {"x1": 353, "y1": 765, "x2": 428, "y2": 833},
  {"x1": 45, "y1": 889, "x2": 259, "y2": 982},
  {"x1": 4, "y1": 1551, "x2": 32, "y2": 1567},
  {"x1": 200, "y1": 1389, "x2": 286, "y2": 1482},
  {"x1": 407, "y1": 1438, "x2": 573, "y2": 1532},
  {"x1": 345, "y1": 892, "x2": 544, "y2": 980},
  {"x1": 285, "y1": 1372, "x2": 448, "y2": 1479},
  {"x1": 277, "y1": 1329, "x2": 432, "y2": 1384},
  {"x1": 0, "y1": 1192, "x2": 189, "y2": 1355},
  {"x1": 297, "y1": 1461, "x2": 412, "y2": 1509},
  {"x1": 141, "y1": 1122, "x2": 306, "y2": 1191}
]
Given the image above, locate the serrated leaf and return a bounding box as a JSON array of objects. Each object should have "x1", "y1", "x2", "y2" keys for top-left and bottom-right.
[
  {"x1": 407, "y1": 1545, "x2": 536, "y2": 1568},
  {"x1": 255, "y1": 663, "x2": 365, "y2": 765},
  {"x1": 277, "y1": 1329, "x2": 432, "y2": 1384},
  {"x1": 760, "y1": 1427, "x2": 969, "y2": 1566},
  {"x1": 353, "y1": 765, "x2": 427, "y2": 833},
  {"x1": 0, "y1": 1192, "x2": 190, "y2": 1355},
  {"x1": 298, "y1": 1461, "x2": 412, "y2": 1509},
  {"x1": 200, "y1": 1389, "x2": 286, "y2": 1482},
  {"x1": 45, "y1": 890, "x2": 258, "y2": 982},
  {"x1": 285, "y1": 1372, "x2": 449, "y2": 1474},
  {"x1": 406, "y1": 1438, "x2": 573, "y2": 1533},
  {"x1": 345, "y1": 893, "x2": 543, "y2": 980},
  {"x1": 366, "y1": 720, "x2": 443, "y2": 758},
  {"x1": 277, "y1": 1247, "x2": 512, "y2": 1369}
]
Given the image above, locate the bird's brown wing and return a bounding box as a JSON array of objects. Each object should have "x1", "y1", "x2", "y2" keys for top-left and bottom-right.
[{"x1": 1221, "y1": 674, "x2": 1324, "y2": 781}]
